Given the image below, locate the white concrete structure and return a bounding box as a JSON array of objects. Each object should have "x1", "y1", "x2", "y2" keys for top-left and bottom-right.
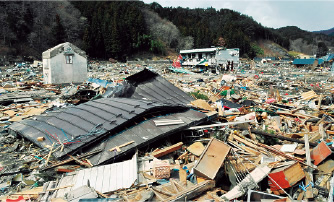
[
  {"x1": 180, "y1": 47, "x2": 239, "y2": 68},
  {"x1": 42, "y1": 42, "x2": 87, "y2": 84}
]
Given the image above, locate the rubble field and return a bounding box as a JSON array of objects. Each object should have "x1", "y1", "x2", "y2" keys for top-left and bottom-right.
[{"x1": 0, "y1": 62, "x2": 333, "y2": 201}]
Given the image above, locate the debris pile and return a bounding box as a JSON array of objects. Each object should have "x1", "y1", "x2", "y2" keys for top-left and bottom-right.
[{"x1": 0, "y1": 62, "x2": 334, "y2": 201}]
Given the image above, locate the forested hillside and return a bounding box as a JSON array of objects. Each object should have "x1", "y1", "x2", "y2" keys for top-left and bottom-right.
[
  {"x1": 0, "y1": 1, "x2": 86, "y2": 61},
  {"x1": 0, "y1": 1, "x2": 333, "y2": 63},
  {"x1": 148, "y1": 3, "x2": 289, "y2": 57}
]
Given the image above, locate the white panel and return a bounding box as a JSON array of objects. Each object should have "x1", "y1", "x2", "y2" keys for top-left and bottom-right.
[
  {"x1": 73, "y1": 170, "x2": 85, "y2": 190},
  {"x1": 109, "y1": 164, "x2": 117, "y2": 191},
  {"x1": 66, "y1": 154, "x2": 138, "y2": 194},
  {"x1": 89, "y1": 166, "x2": 98, "y2": 189},
  {"x1": 95, "y1": 165, "x2": 105, "y2": 192},
  {"x1": 102, "y1": 164, "x2": 111, "y2": 193},
  {"x1": 116, "y1": 162, "x2": 123, "y2": 189}
]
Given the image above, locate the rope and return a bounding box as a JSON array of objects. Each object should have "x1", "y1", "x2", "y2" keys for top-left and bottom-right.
[
  {"x1": 42, "y1": 123, "x2": 106, "y2": 149},
  {"x1": 67, "y1": 123, "x2": 106, "y2": 142}
]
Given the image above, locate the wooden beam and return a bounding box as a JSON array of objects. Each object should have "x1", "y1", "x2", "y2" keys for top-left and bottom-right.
[
  {"x1": 248, "y1": 129, "x2": 334, "y2": 150},
  {"x1": 166, "y1": 180, "x2": 215, "y2": 201},
  {"x1": 152, "y1": 142, "x2": 183, "y2": 158}
]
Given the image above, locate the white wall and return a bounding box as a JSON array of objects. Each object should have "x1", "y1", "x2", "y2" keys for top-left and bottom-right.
[
  {"x1": 43, "y1": 58, "x2": 51, "y2": 84},
  {"x1": 43, "y1": 53, "x2": 87, "y2": 84}
]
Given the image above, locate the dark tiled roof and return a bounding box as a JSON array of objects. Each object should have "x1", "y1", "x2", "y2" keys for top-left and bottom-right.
[
  {"x1": 112, "y1": 69, "x2": 194, "y2": 105},
  {"x1": 9, "y1": 97, "x2": 188, "y2": 158},
  {"x1": 86, "y1": 109, "x2": 208, "y2": 165}
]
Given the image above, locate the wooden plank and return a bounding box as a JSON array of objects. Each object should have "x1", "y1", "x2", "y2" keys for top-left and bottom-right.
[
  {"x1": 318, "y1": 94, "x2": 323, "y2": 109},
  {"x1": 249, "y1": 129, "x2": 324, "y2": 149},
  {"x1": 268, "y1": 163, "x2": 305, "y2": 191},
  {"x1": 171, "y1": 179, "x2": 185, "y2": 192},
  {"x1": 152, "y1": 142, "x2": 183, "y2": 158},
  {"x1": 304, "y1": 134, "x2": 314, "y2": 198},
  {"x1": 301, "y1": 90, "x2": 317, "y2": 100},
  {"x1": 187, "y1": 142, "x2": 205, "y2": 156},
  {"x1": 233, "y1": 135, "x2": 266, "y2": 153},
  {"x1": 109, "y1": 140, "x2": 135, "y2": 152},
  {"x1": 41, "y1": 149, "x2": 102, "y2": 171},
  {"x1": 194, "y1": 138, "x2": 230, "y2": 179},
  {"x1": 191, "y1": 99, "x2": 214, "y2": 111},
  {"x1": 236, "y1": 141, "x2": 261, "y2": 156},
  {"x1": 179, "y1": 166, "x2": 187, "y2": 186},
  {"x1": 166, "y1": 180, "x2": 215, "y2": 201},
  {"x1": 6, "y1": 187, "x2": 44, "y2": 200}
]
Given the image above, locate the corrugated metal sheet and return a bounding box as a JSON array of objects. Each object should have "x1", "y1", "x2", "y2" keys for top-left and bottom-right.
[
  {"x1": 86, "y1": 109, "x2": 208, "y2": 165},
  {"x1": 113, "y1": 69, "x2": 194, "y2": 105},
  {"x1": 9, "y1": 97, "x2": 188, "y2": 158},
  {"x1": 53, "y1": 154, "x2": 137, "y2": 198}
]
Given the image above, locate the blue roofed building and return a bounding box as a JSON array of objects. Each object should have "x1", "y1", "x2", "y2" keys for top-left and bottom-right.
[{"x1": 292, "y1": 58, "x2": 323, "y2": 68}]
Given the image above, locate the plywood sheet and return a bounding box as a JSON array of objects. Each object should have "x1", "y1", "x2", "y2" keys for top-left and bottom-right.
[{"x1": 193, "y1": 138, "x2": 231, "y2": 179}]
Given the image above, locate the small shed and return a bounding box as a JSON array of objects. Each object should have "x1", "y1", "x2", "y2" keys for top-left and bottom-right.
[{"x1": 42, "y1": 42, "x2": 87, "y2": 84}]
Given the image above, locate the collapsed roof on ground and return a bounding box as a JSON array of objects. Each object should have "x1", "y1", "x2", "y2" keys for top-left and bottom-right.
[
  {"x1": 9, "y1": 97, "x2": 209, "y2": 164},
  {"x1": 108, "y1": 68, "x2": 194, "y2": 105}
]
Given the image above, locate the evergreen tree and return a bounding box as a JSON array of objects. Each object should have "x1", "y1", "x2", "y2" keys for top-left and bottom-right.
[
  {"x1": 316, "y1": 42, "x2": 329, "y2": 58},
  {"x1": 52, "y1": 14, "x2": 66, "y2": 45}
]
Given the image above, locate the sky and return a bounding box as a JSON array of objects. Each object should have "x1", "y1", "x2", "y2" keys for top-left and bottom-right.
[{"x1": 141, "y1": 0, "x2": 333, "y2": 32}]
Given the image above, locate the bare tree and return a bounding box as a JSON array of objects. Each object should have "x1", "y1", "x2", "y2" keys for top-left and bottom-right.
[
  {"x1": 178, "y1": 36, "x2": 194, "y2": 50},
  {"x1": 142, "y1": 9, "x2": 180, "y2": 48}
]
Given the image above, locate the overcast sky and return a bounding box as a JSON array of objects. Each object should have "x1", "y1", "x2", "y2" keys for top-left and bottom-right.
[{"x1": 142, "y1": 0, "x2": 333, "y2": 32}]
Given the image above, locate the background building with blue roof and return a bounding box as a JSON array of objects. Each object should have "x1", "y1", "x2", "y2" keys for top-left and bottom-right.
[{"x1": 292, "y1": 58, "x2": 324, "y2": 68}]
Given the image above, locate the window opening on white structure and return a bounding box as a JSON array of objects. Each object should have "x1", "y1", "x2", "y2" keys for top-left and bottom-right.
[{"x1": 65, "y1": 55, "x2": 73, "y2": 64}]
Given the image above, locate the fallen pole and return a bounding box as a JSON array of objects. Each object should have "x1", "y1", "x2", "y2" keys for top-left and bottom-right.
[{"x1": 249, "y1": 129, "x2": 321, "y2": 147}]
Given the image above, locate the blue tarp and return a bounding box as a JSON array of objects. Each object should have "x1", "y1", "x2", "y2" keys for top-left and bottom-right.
[
  {"x1": 87, "y1": 78, "x2": 113, "y2": 87},
  {"x1": 169, "y1": 67, "x2": 194, "y2": 74}
]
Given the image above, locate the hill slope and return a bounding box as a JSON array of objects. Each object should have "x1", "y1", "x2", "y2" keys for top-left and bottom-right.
[
  {"x1": 0, "y1": 1, "x2": 333, "y2": 62},
  {"x1": 313, "y1": 27, "x2": 334, "y2": 36}
]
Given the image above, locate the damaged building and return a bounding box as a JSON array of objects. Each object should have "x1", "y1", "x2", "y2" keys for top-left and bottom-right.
[{"x1": 42, "y1": 42, "x2": 88, "y2": 84}]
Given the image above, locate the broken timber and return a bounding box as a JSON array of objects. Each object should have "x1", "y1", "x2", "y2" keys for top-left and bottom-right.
[
  {"x1": 152, "y1": 142, "x2": 183, "y2": 158},
  {"x1": 166, "y1": 180, "x2": 215, "y2": 201},
  {"x1": 41, "y1": 149, "x2": 102, "y2": 171}
]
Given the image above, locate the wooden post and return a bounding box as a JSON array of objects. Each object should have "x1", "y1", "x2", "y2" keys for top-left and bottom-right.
[
  {"x1": 45, "y1": 142, "x2": 55, "y2": 166},
  {"x1": 304, "y1": 134, "x2": 314, "y2": 199},
  {"x1": 318, "y1": 94, "x2": 323, "y2": 109}
]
